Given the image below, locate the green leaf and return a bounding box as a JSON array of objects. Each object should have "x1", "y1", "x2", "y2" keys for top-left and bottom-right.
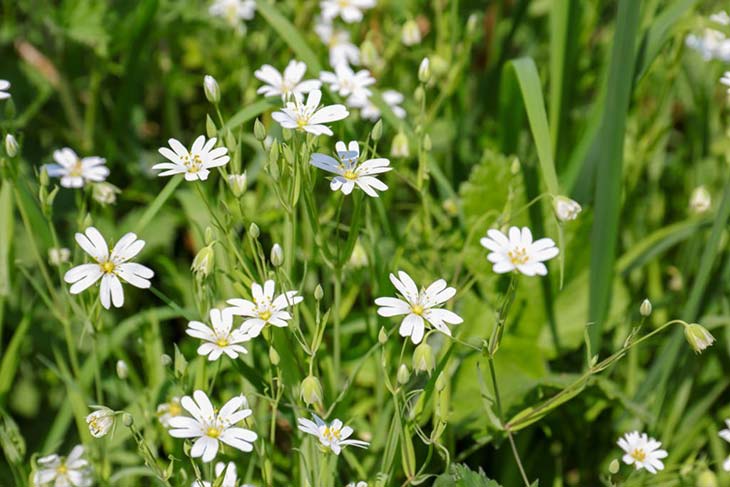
[{"x1": 433, "y1": 464, "x2": 502, "y2": 487}]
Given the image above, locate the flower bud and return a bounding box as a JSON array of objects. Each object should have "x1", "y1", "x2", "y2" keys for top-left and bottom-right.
[
  {"x1": 378, "y1": 326, "x2": 388, "y2": 344},
  {"x1": 608, "y1": 459, "x2": 620, "y2": 475},
  {"x1": 683, "y1": 323, "x2": 715, "y2": 354},
  {"x1": 161, "y1": 353, "x2": 172, "y2": 366},
  {"x1": 371, "y1": 119, "x2": 383, "y2": 141},
  {"x1": 92, "y1": 182, "x2": 121, "y2": 206},
  {"x1": 39, "y1": 167, "x2": 50, "y2": 187},
  {"x1": 254, "y1": 118, "x2": 266, "y2": 141},
  {"x1": 689, "y1": 186, "x2": 711, "y2": 214},
  {"x1": 553, "y1": 195, "x2": 582, "y2": 222},
  {"x1": 268, "y1": 346, "x2": 280, "y2": 366},
  {"x1": 249, "y1": 222, "x2": 260, "y2": 239},
  {"x1": 412, "y1": 343, "x2": 435, "y2": 375},
  {"x1": 203, "y1": 75, "x2": 220, "y2": 104},
  {"x1": 640, "y1": 299, "x2": 652, "y2": 317},
  {"x1": 697, "y1": 470, "x2": 718, "y2": 487},
  {"x1": 397, "y1": 364, "x2": 410, "y2": 385},
  {"x1": 5, "y1": 134, "x2": 18, "y2": 157},
  {"x1": 204, "y1": 227, "x2": 215, "y2": 245},
  {"x1": 348, "y1": 239, "x2": 368, "y2": 268},
  {"x1": 48, "y1": 247, "x2": 70, "y2": 266},
  {"x1": 270, "y1": 243, "x2": 284, "y2": 267},
  {"x1": 391, "y1": 130, "x2": 409, "y2": 158},
  {"x1": 418, "y1": 57, "x2": 431, "y2": 83},
  {"x1": 191, "y1": 244, "x2": 215, "y2": 278},
  {"x1": 227, "y1": 173, "x2": 247, "y2": 197},
  {"x1": 435, "y1": 371, "x2": 447, "y2": 392},
  {"x1": 86, "y1": 407, "x2": 114, "y2": 438},
  {"x1": 122, "y1": 413, "x2": 134, "y2": 427},
  {"x1": 314, "y1": 284, "x2": 324, "y2": 301},
  {"x1": 401, "y1": 20, "x2": 422, "y2": 46},
  {"x1": 116, "y1": 360, "x2": 128, "y2": 380},
  {"x1": 360, "y1": 39, "x2": 379, "y2": 67},
  {"x1": 422, "y1": 134, "x2": 432, "y2": 151},
  {"x1": 300, "y1": 375, "x2": 323, "y2": 405}
]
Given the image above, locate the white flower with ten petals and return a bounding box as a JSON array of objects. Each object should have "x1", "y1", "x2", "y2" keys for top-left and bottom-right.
[
  {"x1": 64, "y1": 227, "x2": 154, "y2": 309},
  {"x1": 33, "y1": 445, "x2": 92, "y2": 487},
  {"x1": 360, "y1": 90, "x2": 406, "y2": 121},
  {"x1": 225, "y1": 280, "x2": 303, "y2": 338},
  {"x1": 480, "y1": 226, "x2": 559, "y2": 276},
  {"x1": 44, "y1": 148, "x2": 110, "y2": 189},
  {"x1": 315, "y1": 21, "x2": 360, "y2": 67},
  {"x1": 153, "y1": 136, "x2": 230, "y2": 181},
  {"x1": 186, "y1": 308, "x2": 251, "y2": 361},
  {"x1": 0, "y1": 80, "x2": 10, "y2": 100},
  {"x1": 168, "y1": 390, "x2": 256, "y2": 463},
  {"x1": 320, "y1": 0, "x2": 375, "y2": 23},
  {"x1": 617, "y1": 431, "x2": 668, "y2": 474},
  {"x1": 192, "y1": 461, "x2": 238, "y2": 487},
  {"x1": 255, "y1": 60, "x2": 322, "y2": 101},
  {"x1": 272, "y1": 90, "x2": 348, "y2": 136},
  {"x1": 320, "y1": 64, "x2": 375, "y2": 107},
  {"x1": 310, "y1": 140, "x2": 391, "y2": 197},
  {"x1": 297, "y1": 414, "x2": 369, "y2": 455},
  {"x1": 375, "y1": 271, "x2": 463, "y2": 344},
  {"x1": 720, "y1": 419, "x2": 730, "y2": 471}
]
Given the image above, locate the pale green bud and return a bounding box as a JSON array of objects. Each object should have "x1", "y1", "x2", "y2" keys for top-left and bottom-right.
[
  {"x1": 418, "y1": 57, "x2": 431, "y2": 83},
  {"x1": 553, "y1": 195, "x2": 582, "y2": 222},
  {"x1": 191, "y1": 244, "x2": 215, "y2": 277},
  {"x1": 269, "y1": 346, "x2": 280, "y2": 366},
  {"x1": 391, "y1": 130, "x2": 409, "y2": 158},
  {"x1": 371, "y1": 119, "x2": 383, "y2": 141},
  {"x1": 431, "y1": 55, "x2": 449, "y2": 78},
  {"x1": 690, "y1": 186, "x2": 711, "y2": 214},
  {"x1": 122, "y1": 413, "x2": 134, "y2": 427},
  {"x1": 608, "y1": 459, "x2": 620, "y2": 475},
  {"x1": 300, "y1": 375, "x2": 323, "y2": 405},
  {"x1": 270, "y1": 243, "x2": 283, "y2": 267},
  {"x1": 203, "y1": 75, "x2": 220, "y2": 104},
  {"x1": 39, "y1": 167, "x2": 50, "y2": 187},
  {"x1": 435, "y1": 371, "x2": 447, "y2": 392},
  {"x1": 640, "y1": 299, "x2": 652, "y2": 317},
  {"x1": 254, "y1": 118, "x2": 266, "y2": 141},
  {"x1": 360, "y1": 39, "x2": 379, "y2": 67},
  {"x1": 412, "y1": 343, "x2": 435, "y2": 375},
  {"x1": 401, "y1": 19, "x2": 422, "y2": 46},
  {"x1": 116, "y1": 360, "x2": 128, "y2": 380},
  {"x1": 4, "y1": 134, "x2": 18, "y2": 157},
  {"x1": 683, "y1": 323, "x2": 715, "y2": 354},
  {"x1": 249, "y1": 222, "x2": 260, "y2": 239},
  {"x1": 227, "y1": 172, "x2": 247, "y2": 197},
  {"x1": 314, "y1": 284, "x2": 324, "y2": 301},
  {"x1": 423, "y1": 134, "x2": 432, "y2": 151},
  {"x1": 378, "y1": 326, "x2": 388, "y2": 344},
  {"x1": 397, "y1": 364, "x2": 410, "y2": 385},
  {"x1": 160, "y1": 353, "x2": 172, "y2": 366},
  {"x1": 697, "y1": 470, "x2": 718, "y2": 487}
]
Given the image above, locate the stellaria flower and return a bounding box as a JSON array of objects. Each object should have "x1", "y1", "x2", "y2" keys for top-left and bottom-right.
[
  {"x1": 86, "y1": 406, "x2": 115, "y2": 438},
  {"x1": 686, "y1": 28, "x2": 730, "y2": 62},
  {"x1": 271, "y1": 90, "x2": 348, "y2": 136},
  {"x1": 186, "y1": 308, "x2": 251, "y2": 361},
  {"x1": 33, "y1": 445, "x2": 92, "y2": 487},
  {"x1": 153, "y1": 136, "x2": 230, "y2": 181},
  {"x1": 375, "y1": 270, "x2": 463, "y2": 344},
  {"x1": 209, "y1": 0, "x2": 255, "y2": 30},
  {"x1": 64, "y1": 227, "x2": 154, "y2": 309},
  {"x1": 225, "y1": 280, "x2": 303, "y2": 338},
  {"x1": 320, "y1": 0, "x2": 375, "y2": 23},
  {"x1": 360, "y1": 90, "x2": 406, "y2": 121},
  {"x1": 157, "y1": 397, "x2": 183, "y2": 428},
  {"x1": 0, "y1": 80, "x2": 10, "y2": 100},
  {"x1": 720, "y1": 419, "x2": 730, "y2": 471},
  {"x1": 310, "y1": 140, "x2": 391, "y2": 197},
  {"x1": 315, "y1": 21, "x2": 360, "y2": 67},
  {"x1": 168, "y1": 390, "x2": 256, "y2": 463},
  {"x1": 192, "y1": 461, "x2": 238, "y2": 487},
  {"x1": 710, "y1": 11, "x2": 730, "y2": 26},
  {"x1": 319, "y1": 64, "x2": 375, "y2": 107},
  {"x1": 297, "y1": 414, "x2": 369, "y2": 455},
  {"x1": 255, "y1": 60, "x2": 322, "y2": 101},
  {"x1": 617, "y1": 431, "x2": 668, "y2": 474},
  {"x1": 44, "y1": 148, "x2": 110, "y2": 189},
  {"x1": 346, "y1": 483, "x2": 368, "y2": 487},
  {"x1": 48, "y1": 247, "x2": 71, "y2": 266},
  {"x1": 553, "y1": 195, "x2": 582, "y2": 222},
  {"x1": 480, "y1": 226, "x2": 559, "y2": 276},
  {"x1": 689, "y1": 186, "x2": 711, "y2": 213}
]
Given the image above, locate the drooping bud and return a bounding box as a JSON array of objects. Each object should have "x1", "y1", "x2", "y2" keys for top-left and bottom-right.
[
  {"x1": 553, "y1": 195, "x2": 582, "y2": 222},
  {"x1": 116, "y1": 360, "x2": 128, "y2": 380},
  {"x1": 300, "y1": 375, "x2": 323, "y2": 405},
  {"x1": 391, "y1": 130, "x2": 409, "y2": 158},
  {"x1": 270, "y1": 243, "x2": 284, "y2": 267},
  {"x1": 86, "y1": 407, "x2": 114, "y2": 438},
  {"x1": 203, "y1": 75, "x2": 220, "y2": 104},
  {"x1": 227, "y1": 173, "x2": 247, "y2": 198},
  {"x1": 412, "y1": 342, "x2": 435, "y2": 375},
  {"x1": 418, "y1": 57, "x2": 431, "y2": 83},
  {"x1": 191, "y1": 244, "x2": 215, "y2": 278},
  {"x1": 397, "y1": 364, "x2": 410, "y2": 385},
  {"x1": 640, "y1": 299, "x2": 652, "y2": 317},
  {"x1": 160, "y1": 353, "x2": 172, "y2": 366},
  {"x1": 92, "y1": 182, "x2": 121, "y2": 206},
  {"x1": 683, "y1": 323, "x2": 715, "y2": 354},
  {"x1": 4, "y1": 134, "x2": 18, "y2": 157},
  {"x1": 378, "y1": 326, "x2": 388, "y2": 345},
  {"x1": 48, "y1": 247, "x2": 70, "y2": 266},
  {"x1": 401, "y1": 20, "x2": 422, "y2": 46},
  {"x1": 371, "y1": 119, "x2": 383, "y2": 142}
]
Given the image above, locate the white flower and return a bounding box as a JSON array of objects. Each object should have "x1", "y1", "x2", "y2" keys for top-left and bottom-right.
[
  {"x1": 375, "y1": 271, "x2": 463, "y2": 344},
  {"x1": 297, "y1": 414, "x2": 369, "y2": 455},
  {"x1": 553, "y1": 195, "x2": 582, "y2": 222},
  {"x1": 33, "y1": 445, "x2": 92, "y2": 487},
  {"x1": 186, "y1": 308, "x2": 251, "y2": 361},
  {"x1": 711, "y1": 11, "x2": 730, "y2": 26},
  {"x1": 255, "y1": 60, "x2": 322, "y2": 101},
  {"x1": 86, "y1": 407, "x2": 114, "y2": 438},
  {"x1": 722, "y1": 72, "x2": 730, "y2": 93},
  {"x1": 209, "y1": 0, "x2": 255, "y2": 29},
  {"x1": 92, "y1": 182, "x2": 121, "y2": 205},
  {"x1": 48, "y1": 247, "x2": 71, "y2": 266},
  {"x1": 157, "y1": 397, "x2": 183, "y2": 428},
  {"x1": 310, "y1": 140, "x2": 391, "y2": 197},
  {"x1": 390, "y1": 130, "x2": 409, "y2": 158},
  {"x1": 320, "y1": 64, "x2": 375, "y2": 107},
  {"x1": 169, "y1": 390, "x2": 257, "y2": 463},
  {"x1": 227, "y1": 172, "x2": 247, "y2": 197},
  {"x1": 153, "y1": 135, "x2": 230, "y2": 181},
  {"x1": 683, "y1": 322, "x2": 715, "y2": 353},
  {"x1": 320, "y1": 0, "x2": 375, "y2": 23},
  {"x1": 346, "y1": 483, "x2": 368, "y2": 487},
  {"x1": 225, "y1": 280, "x2": 303, "y2": 338},
  {"x1": 720, "y1": 419, "x2": 730, "y2": 471},
  {"x1": 689, "y1": 185, "x2": 711, "y2": 213},
  {"x1": 272, "y1": 90, "x2": 349, "y2": 136},
  {"x1": 64, "y1": 227, "x2": 154, "y2": 309},
  {"x1": 192, "y1": 461, "x2": 238, "y2": 487},
  {"x1": 686, "y1": 29, "x2": 730, "y2": 62},
  {"x1": 480, "y1": 226, "x2": 559, "y2": 276},
  {"x1": 44, "y1": 148, "x2": 110, "y2": 189},
  {"x1": 360, "y1": 89, "x2": 406, "y2": 121},
  {"x1": 617, "y1": 431, "x2": 668, "y2": 474},
  {"x1": 0, "y1": 79, "x2": 9, "y2": 100},
  {"x1": 315, "y1": 21, "x2": 360, "y2": 66},
  {"x1": 401, "y1": 19, "x2": 422, "y2": 46},
  {"x1": 203, "y1": 75, "x2": 220, "y2": 104}
]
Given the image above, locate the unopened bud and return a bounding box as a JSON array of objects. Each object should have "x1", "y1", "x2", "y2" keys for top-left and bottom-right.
[
  {"x1": 418, "y1": 57, "x2": 431, "y2": 83},
  {"x1": 161, "y1": 353, "x2": 172, "y2": 366},
  {"x1": 640, "y1": 299, "x2": 652, "y2": 317},
  {"x1": 435, "y1": 371, "x2": 447, "y2": 392},
  {"x1": 683, "y1": 323, "x2": 715, "y2": 354},
  {"x1": 402, "y1": 19, "x2": 422, "y2": 46},
  {"x1": 378, "y1": 327, "x2": 388, "y2": 344},
  {"x1": 249, "y1": 222, "x2": 260, "y2": 239},
  {"x1": 360, "y1": 39, "x2": 379, "y2": 67},
  {"x1": 122, "y1": 413, "x2": 134, "y2": 427},
  {"x1": 300, "y1": 375, "x2": 323, "y2": 405},
  {"x1": 116, "y1": 360, "x2": 128, "y2": 380},
  {"x1": 608, "y1": 459, "x2": 620, "y2": 475},
  {"x1": 204, "y1": 227, "x2": 215, "y2": 245},
  {"x1": 203, "y1": 75, "x2": 220, "y2": 104},
  {"x1": 5, "y1": 134, "x2": 18, "y2": 157},
  {"x1": 92, "y1": 182, "x2": 120, "y2": 206},
  {"x1": 371, "y1": 119, "x2": 383, "y2": 141},
  {"x1": 254, "y1": 118, "x2": 266, "y2": 141},
  {"x1": 39, "y1": 167, "x2": 50, "y2": 187},
  {"x1": 412, "y1": 343, "x2": 435, "y2": 375},
  {"x1": 689, "y1": 186, "x2": 711, "y2": 214},
  {"x1": 48, "y1": 247, "x2": 70, "y2": 266},
  {"x1": 314, "y1": 284, "x2": 324, "y2": 301},
  {"x1": 697, "y1": 470, "x2": 719, "y2": 487},
  {"x1": 391, "y1": 130, "x2": 409, "y2": 158},
  {"x1": 268, "y1": 346, "x2": 280, "y2": 366},
  {"x1": 270, "y1": 243, "x2": 284, "y2": 267},
  {"x1": 553, "y1": 195, "x2": 582, "y2": 222},
  {"x1": 227, "y1": 173, "x2": 247, "y2": 197},
  {"x1": 397, "y1": 364, "x2": 410, "y2": 385},
  {"x1": 422, "y1": 134, "x2": 432, "y2": 151},
  {"x1": 191, "y1": 244, "x2": 215, "y2": 278}
]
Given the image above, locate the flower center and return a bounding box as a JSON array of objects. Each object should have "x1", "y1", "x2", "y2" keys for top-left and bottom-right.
[
  {"x1": 259, "y1": 310, "x2": 272, "y2": 321},
  {"x1": 296, "y1": 115, "x2": 310, "y2": 129},
  {"x1": 323, "y1": 426, "x2": 341, "y2": 441},
  {"x1": 56, "y1": 464, "x2": 68, "y2": 475},
  {"x1": 338, "y1": 0, "x2": 349, "y2": 7},
  {"x1": 69, "y1": 159, "x2": 84, "y2": 178},
  {"x1": 631, "y1": 448, "x2": 646, "y2": 462},
  {"x1": 100, "y1": 261, "x2": 116, "y2": 274},
  {"x1": 182, "y1": 153, "x2": 203, "y2": 173},
  {"x1": 411, "y1": 304, "x2": 424, "y2": 316},
  {"x1": 168, "y1": 402, "x2": 181, "y2": 417},
  {"x1": 216, "y1": 337, "x2": 229, "y2": 347},
  {"x1": 343, "y1": 169, "x2": 357, "y2": 180},
  {"x1": 508, "y1": 248, "x2": 529, "y2": 265},
  {"x1": 206, "y1": 427, "x2": 221, "y2": 438}
]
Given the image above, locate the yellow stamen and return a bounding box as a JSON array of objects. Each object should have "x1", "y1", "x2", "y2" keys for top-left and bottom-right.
[
  {"x1": 508, "y1": 248, "x2": 529, "y2": 265},
  {"x1": 343, "y1": 170, "x2": 357, "y2": 180},
  {"x1": 206, "y1": 427, "x2": 221, "y2": 438},
  {"x1": 631, "y1": 448, "x2": 646, "y2": 462},
  {"x1": 57, "y1": 464, "x2": 68, "y2": 475},
  {"x1": 168, "y1": 402, "x2": 182, "y2": 417},
  {"x1": 411, "y1": 304, "x2": 424, "y2": 316},
  {"x1": 69, "y1": 160, "x2": 84, "y2": 178},
  {"x1": 259, "y1": 310, "x2": 272, "y2": 321},
  {"x1": 101, "y1": 261, "x2": 115, "y2": 274},
  {"x1": 216, "y1": 338, "x2": 229, "y2": 347}
]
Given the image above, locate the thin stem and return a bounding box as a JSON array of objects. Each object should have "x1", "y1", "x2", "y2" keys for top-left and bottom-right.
[{"x1": 333, "y1": 268, "x2": 342, "y2": 379}]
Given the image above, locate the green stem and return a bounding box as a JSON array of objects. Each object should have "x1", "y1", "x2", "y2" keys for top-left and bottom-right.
[{"x1": 333, "y1": 268, "x2": 342, "y2": 380}]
